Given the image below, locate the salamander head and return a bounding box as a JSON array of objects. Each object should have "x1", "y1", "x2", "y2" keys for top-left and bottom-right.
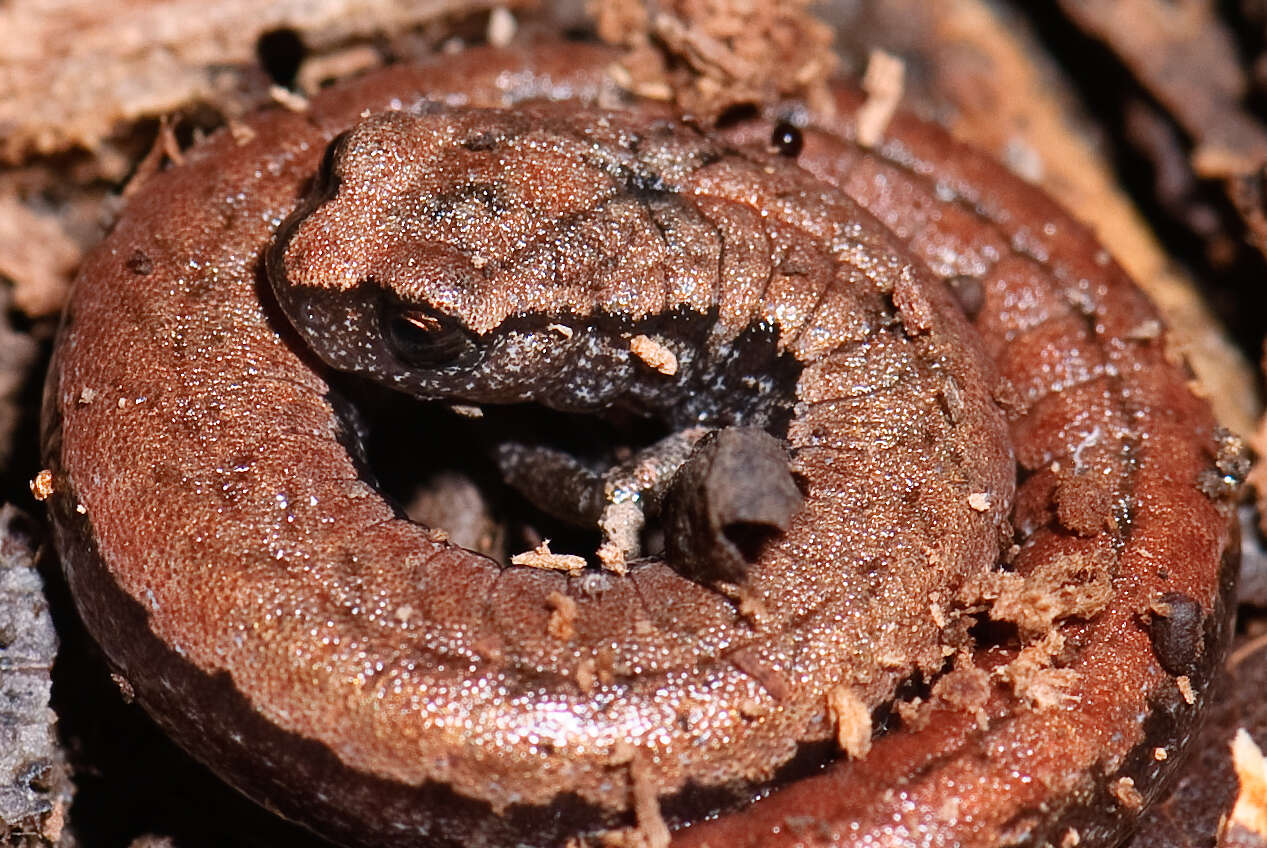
[{"x1": 267, "y1": 104, "x2": 725, "y2": 404}]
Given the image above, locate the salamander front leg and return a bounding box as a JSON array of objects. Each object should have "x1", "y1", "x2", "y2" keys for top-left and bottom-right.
[{"x1": 496, "y1": 425, "x2": 802, "y2": 580}]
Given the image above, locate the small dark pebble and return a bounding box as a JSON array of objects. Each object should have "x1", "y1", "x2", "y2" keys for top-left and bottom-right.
[{"x1": 771, "y1": 121, "x2": 804, "y2": 157}]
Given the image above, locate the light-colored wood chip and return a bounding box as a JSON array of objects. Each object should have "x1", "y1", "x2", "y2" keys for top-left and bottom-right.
[
  {"x1": 1177, "y1": 674, "x2": 1196, "y2": 705},
  {"x1": 511, "y1": 540, "x2": 587, "y2": 575},
  {"x1": 545, "y1": 590, "x2": 578, "y2": 642},
  {"x1": 827, "y1": 685, "x2": 872, "y2": 758},
  {"x1": 29, "y1": 469, "x2": 54, "y2": 501},
  {"x1": 486, "y1": 7, "x2": 517, "y2": 47},
  {"x1": 629, "y1": 334, "x2": 678, "y2": 375},
  {"x1": 855, "y1": 48, "x2": 905, "y2": 148},
  {"x1": 1110, "y1": 776, "x2": 1143, "y2": 810},
  {"x1": 1228, "y1": 728, "x2": 1267, "y2": 839},
  {"x1": 268, "y1": 85, "x2": 310, "y2": 112}
]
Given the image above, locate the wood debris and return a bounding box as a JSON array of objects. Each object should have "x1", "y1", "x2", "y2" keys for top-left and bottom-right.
[
  {"x1": 827, "y1": 685, "x2": 872, "y2": 758},
  {"x1": 855, "y1": 49, "x2": 905, "y2": 148},
  {"x1": 510, "y1": 540, "x2": 587, "y2": 575}
]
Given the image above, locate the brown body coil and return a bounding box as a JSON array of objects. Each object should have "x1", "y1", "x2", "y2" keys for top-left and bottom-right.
[{"x1": 41, "y1": 41, "x2": 1239, "y2": 848}]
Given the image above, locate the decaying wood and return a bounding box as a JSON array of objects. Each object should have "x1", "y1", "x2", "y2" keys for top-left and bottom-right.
[
  {"x1": 0, "y1": 0, "x2": 534, "y2": 163},
  {"x1": 0, "y1": 508, "x2": 68, "y2": 847}
]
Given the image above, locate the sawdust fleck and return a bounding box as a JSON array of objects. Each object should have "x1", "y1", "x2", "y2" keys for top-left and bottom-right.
[
  {"x1": 1111, "y1": 776, "x2": 1143, "y2": 810},
  {"x1": 1229, "y1": 728, "x2": 1267, "y2": 840},
  {"x1": 545, "y1": 591, "x2": 578, "y2": 641},
  {"x1": 960, "y1": 552, "x2": 1112, "y2": 640},
  {"x1": 29, "y1": 469, "x2": 54, "y2": 501},
  {"x1": 511, "y1": 540, "x2": 587, "y2": 574},
  {"x1": 827, "y1": 685, "x2": 872, "y2": 758},
  {"x1": 856, "y1": 49, "x2": 906, "y2": 148},
  {"x1": 1177, "y1": 674, "x2": 1196, "y2": 705},
  {"x1": 629, "y1": 334, "x2": 678, "y2": 375}
]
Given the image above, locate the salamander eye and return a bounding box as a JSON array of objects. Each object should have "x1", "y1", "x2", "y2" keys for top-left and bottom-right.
[{"x1": 381, "y1": 301, "x2": 481, "y2": 370}]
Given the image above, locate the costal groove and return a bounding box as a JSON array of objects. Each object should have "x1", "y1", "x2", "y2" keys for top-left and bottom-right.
[{"x1": 40, "y1": 41, "x2": 1237, "y2": 848}]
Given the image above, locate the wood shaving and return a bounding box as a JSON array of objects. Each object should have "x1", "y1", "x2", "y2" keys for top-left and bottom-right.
[
  {"x1": 1111, "y1": 776, "x2": 1144, "y2": 810},
  {"x1": 929, "y1": 600, "x2": 948, "y2": 628},
  {"x1": 510, "y1": 540, "x2": 587, "y2": 575},
  {"x1": 735, "y1": 586, "x2": 770, "y2": 629},
  {"x1": 576, "y1": 657, "x2": 597, "y2": 693},
  {"x1": 827, "y1": 685, "x2": 872, "y2": 758},
  {"x1": 29, "y1": 469, "x2": 53, "y2": 501},
  {"x1": 269, "y1": 84, "x2": 310, "y2": 112},
  {"x1": 999, "y1": 632, "x2": 1080, "y2": 709},
  {"x1": 122, "y1": 119, "x2": 177, "y2": 203},
  {"x1": 545, "y1": 590, "x2": 578, "y2": 641},
  {"x1": 855, "y1": 49, "x2": 906, "y2": 148},
  {"x1": 967, "y1": 492, "x2": 991, "y2": 511},
  {"x1": 589, "y1": 0, "x2": 837, "y2": 118},
  {"x1": 1177, "y1": 675, "x2": 1196, "y2": 705},
  {"x1": 1127, "y1": 319, "x2": 1163, "y2": 341},
  {"x1": 595, "y1": 540, "x2": 629, "y2": 575},
  {"x1": 227, "y1": 118, "x2": 257, "y2": 145},
  {"x1": 892, "y1": 270, "x2": 934, "y2": 334},
  {"x1": 629, "y1": 334, "x2": 678, "y2": 375},
  {"x1": 486, "y1": 7, "x2": 517, "y2": 48},
  {"x1": 896, "y1": 696, "x2": 929, "y2": 732},
  {"x1": 600, "y1": 745, "x2": 670, "y2": 848},
  {"x1": 960, "y1": 552, "x2": 1112, "y2": 640},
  {"x1": 931, "y1": 657, "x2": 990, "y2": 712},
  {"x1": 628, "y1": 747, "x2": 670, "y2": 848},
  {"x1": 597, "y1": 501, "x2": 642, "y2": 573},
  {"x1": 297, "y1": 45, "x2": 384, "y2": 95},
  {"x1": 595, "y1": 646, "x2": 617, "y2": 686},
  {"x1": 1228, "y1": 728, "x2": 1267, "y2": 840}
]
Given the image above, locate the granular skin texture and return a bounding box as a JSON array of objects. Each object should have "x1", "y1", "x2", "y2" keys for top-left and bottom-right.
[{"x1": 40, "y1": 40, "x2": 1238, "y2": 848}]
